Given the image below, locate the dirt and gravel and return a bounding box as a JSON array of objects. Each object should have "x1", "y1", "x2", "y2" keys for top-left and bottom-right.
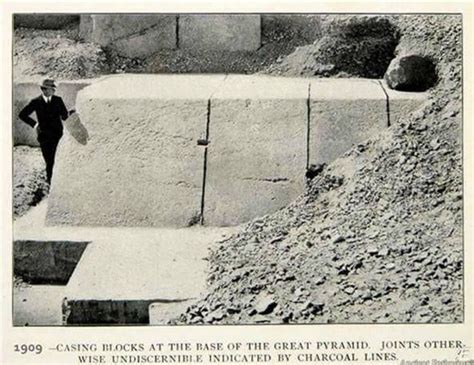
[
  {"x1": 265, "y1": 16, "x2": 400, "y2": 78},
  {"x1": 13, "y1": 146, "x2": 48, "y2": 219},
  {"x1": 13, "y1": 26, "x2": 108, "y2": 82},
  {"x1": 174, "y1": 14, "x2": 463, "y2": 324}
]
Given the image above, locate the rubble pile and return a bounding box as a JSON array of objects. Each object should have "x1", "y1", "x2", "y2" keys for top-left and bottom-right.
[
  {"x1": 266, "y1": 16, "x2": 399, "y2": 77},
  {"x1": 177, "y1": 15, "x2": 463, "y2": 324},
  {"x1": 14, "y1": 27, "x2": 107, "y2": 81}
]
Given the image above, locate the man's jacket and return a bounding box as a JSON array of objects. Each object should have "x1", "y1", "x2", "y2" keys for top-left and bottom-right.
[{"x1": 19, "y1": 95, "x2": 68, "y2": 140}]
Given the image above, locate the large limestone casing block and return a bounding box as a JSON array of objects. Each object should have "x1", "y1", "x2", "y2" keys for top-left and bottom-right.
[
  {"x1": 47, "y1": 75, "x2": 226, "y2": 227},
  {"x1": 13, "y1": 81, "x2": 93, "y2": 146},
  {"x1": 179, "y1": 15, "x2": 261, "y2": 51},
  {"x1": 309, "y1": 79, "x2": 387, "y2": 165},
  {"x1": 79, "y1": 15, "x2": 177, "y2": 57},
  {"x1": 205, "y1": 75, "x2": 308, "y2": 226}
]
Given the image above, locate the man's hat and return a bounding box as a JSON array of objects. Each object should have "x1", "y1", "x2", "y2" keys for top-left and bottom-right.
[{"x1": 40, "y1": 79, "x2": 57, "y2": 89}]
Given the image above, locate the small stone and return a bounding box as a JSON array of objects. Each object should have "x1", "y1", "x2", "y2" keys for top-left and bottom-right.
[
  {"x1": 367, "y1": 246, "x2": 379, "y2": 255},
  {"x1": 227, "y1": 306, "x2": 241, "y2": 314},
  {"x1": 333, "y1": 235, "x2": 346, "y2": 243},
  {"x1": 344, "y1": 286, "x2": 356, "y2": 295},
  {"x1": 253, "y1": 315, "x2": 271, "y2": 323},
  {"x1": 441, "y1": 296, "x2": 452, "y2": 305},
  {"x1": 377, "y1": 248, "x2": 389, "y2": 257},
  {"x1": 247, "y1": 308, "x2": 257, "y2": 316},
  {"x1": 301, "y1": 300, "x2": 325, "y2": 315},
  {"x1": 314, "y1": 276, "x2": 326, "y2": 285},
  {"x1": 338, "y1": 267, "x2": 349, "y2": 275},
  {"x1": 405, "y1": 278, "x2": 418, "y2": 289},
  {"x1": 254, "y1": 294, "x2": 277, "y2": 315}
]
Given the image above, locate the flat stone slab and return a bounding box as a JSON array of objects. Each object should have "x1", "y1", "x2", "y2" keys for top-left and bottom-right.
[
  {"x1": 14, "y1": 200, "x2": 237, "y2": 325},
  {"x1": 179, "y1": 15, "x2": 261, "y2": 51},
  {"x1": 205, "y1": 76, "x2": 308, "y2": 226},
  {"x1": 309, "y1": 79, "x2": 387, "y2": 165},
  {"x1": 47, "y1": 75, "x2": 226, "y2": 227},
  {"x1": 13, "y1": 285, "x2": 66, "y2": 326},
  {"x1": 62, "y1": 228, "x2": 232, "y2": 324}
]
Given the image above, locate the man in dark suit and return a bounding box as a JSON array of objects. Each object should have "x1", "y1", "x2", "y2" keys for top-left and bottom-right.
[{"x1": 19, "y1": 79, "x2": 75, "y2": 184}]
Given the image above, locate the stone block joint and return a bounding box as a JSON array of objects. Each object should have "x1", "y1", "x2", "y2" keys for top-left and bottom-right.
[
  {"x1": 199, "y1": 99, "x2": 211, "y2": 225},
  {"x1": 378, "y1": 79, "x2": 391, "y2": 127},
  {"x1": 306, "y1": 82, "x2": 312, "y2": 170}
]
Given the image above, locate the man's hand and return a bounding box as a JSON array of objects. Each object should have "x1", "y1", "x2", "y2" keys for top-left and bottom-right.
[{"x1": 68, "y1": 109, "x2": 76, "y2": 116}]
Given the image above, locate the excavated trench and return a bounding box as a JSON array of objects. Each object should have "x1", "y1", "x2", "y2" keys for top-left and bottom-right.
[{"x1": 13, "y1": 74, "x2": 427, "y2": 325}]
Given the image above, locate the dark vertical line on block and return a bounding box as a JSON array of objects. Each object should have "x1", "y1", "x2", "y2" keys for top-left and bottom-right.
[
  {"x1": 205, "y1": 99, "x2": 211, "y2": 140},
  {"x1": 306, "y1": 83, "x2": 311, "y2": 170},
  {"x1": 176, "y1": 15, "x2": 180, "y2": 49},
  {"x1": 200, "y1": 99, "x2": 211, "y2": 225},
  {"x1": 378, "y1": 80, "x2": 391, "y2": 128},
  {"x1": 200, "y1": 149, "x2": 208, "y2": 225}
]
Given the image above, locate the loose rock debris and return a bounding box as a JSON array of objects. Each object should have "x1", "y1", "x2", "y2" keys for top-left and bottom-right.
[{"x1": 175, "y1": 15, "x2": 463, "y2": 324}]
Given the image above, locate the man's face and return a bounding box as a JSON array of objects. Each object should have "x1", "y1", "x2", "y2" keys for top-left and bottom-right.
[{"x1": 41, "y1": 87, "x2": 55, "y2": 97}]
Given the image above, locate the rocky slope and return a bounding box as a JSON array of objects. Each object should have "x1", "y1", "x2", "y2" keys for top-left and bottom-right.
[{"x1": 176, "y1": 14, "x2": 463, "y2": 324}]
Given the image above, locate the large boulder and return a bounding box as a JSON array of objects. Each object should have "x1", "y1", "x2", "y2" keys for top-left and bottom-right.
[{"x1": 384, "y1": 54, "x2": 437, "y2": 91}]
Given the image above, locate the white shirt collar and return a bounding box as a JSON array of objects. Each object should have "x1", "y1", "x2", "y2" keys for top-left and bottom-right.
[{"x1": 42, "y1": 95, "x2": 51, "y2": 103}]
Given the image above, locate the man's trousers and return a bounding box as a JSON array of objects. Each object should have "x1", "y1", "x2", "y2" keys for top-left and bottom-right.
[{"x1": 39, "y1": 136, "x2": 61, "y2": 184}]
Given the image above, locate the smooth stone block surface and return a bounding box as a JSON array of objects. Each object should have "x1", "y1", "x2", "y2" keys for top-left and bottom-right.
[
  {"x1": 112, "y1": 26, "x2": 177, "y2": 58},
  {"x1": 309, "y1": 79, "x2": 387, "y2": 165},
  {"x1": 13, "y1": 285, "x2": 66, "y2": 326},
  {"x1": 205, "y1": 76, "x2": 308, "y2": 226},
  {"x1": 179, "y1": 15, "x2": 261, "y2": 51},
  {"x1": 47, "y1": 75, "x2": 226, "y2": 227}
]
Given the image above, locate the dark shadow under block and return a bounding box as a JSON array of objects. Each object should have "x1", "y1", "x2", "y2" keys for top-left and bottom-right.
[
  {"x1": 66, "y1": 300, "x2": 152, "y2": 325},
  {"x1": 14, "y1": 240, "x2": 89, "y2": 285}
]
